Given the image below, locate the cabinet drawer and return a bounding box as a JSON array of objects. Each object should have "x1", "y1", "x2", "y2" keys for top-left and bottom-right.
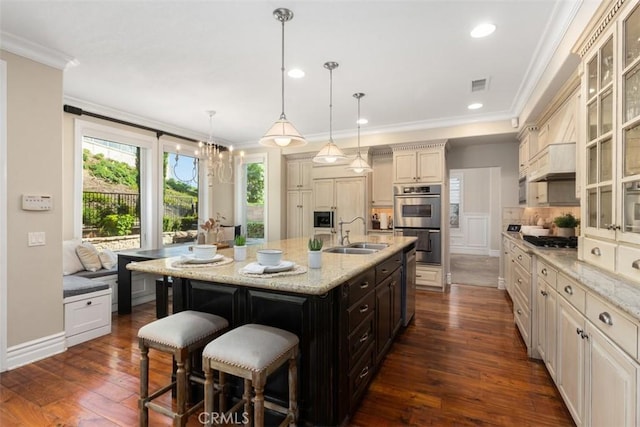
[
  {"x1": 415, "y1": 265, "x2": 441, "y2": 287},
  {"x1": 376, "y1": 252, "x2": 402, "y2": 283},
  {"x1": 348, "y1": 313, "x2": 375, "y2": 370},
  {"x1": 557, "y1": 274, "x2": 586, "y2": 314},
  {"x1": 582, "y1": 237, "x2": 616, "y2": 272},
  {"x1": 512, "y1": 262, "x2": 531, "y2": 306},
  {"x1": 349, "y1": 344, "x2": 374, "y2": 411},
  {"x1": 513, "y1": 290, "x2": 531, "y2": 347},
  {"x1": 512, "y1": 244, "x2": 531, "y2": 271},
  {"x1": 586, "y1": 294, "x2": 638, "y2": 359},
  {"x1": 347, "y1": 270, "x2": 375, "y2": 307},
  {"x1": 348, "y1": 292, "x2": 375, "y2": 333},
  {"x1": 537, "y1": 259, "x2": 557, "y2": 288},
  {"x1": 617, "y1": 245, "x2": 640, "y2": 283},
  {"x1": 64, "y1": 292, "x2": 111, "y2": 337}
]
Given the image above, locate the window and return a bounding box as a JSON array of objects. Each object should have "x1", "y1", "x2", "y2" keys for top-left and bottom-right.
[
  {"x1": 450, "y1": 175, "x2": 461, "y2": 228},
  {"x1": 235, "y1": 154, "x2": 266, "y2": 243},
  {"x1": 162, "y1": 150, "x2": 200, "y2": 247}
]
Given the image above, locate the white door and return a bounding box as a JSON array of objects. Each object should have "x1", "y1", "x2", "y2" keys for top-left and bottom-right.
[
  {"x1": 300, "y1": 190, "x2": 313, "y2": 238},
  {"x1": 286, "y1": 190, "x2": 301, "y2": 238},
  {"x1": 313, "y1": 179, "x2": 335, "y2": 211}
]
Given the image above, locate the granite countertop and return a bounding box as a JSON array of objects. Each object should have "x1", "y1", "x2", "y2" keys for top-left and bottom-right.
[
  {"x1": 127, "y1": 235, "x2": 417, "y2": 296},
  {"x1": 503, "y1": 232, "x2": 640, "y2": 323}
]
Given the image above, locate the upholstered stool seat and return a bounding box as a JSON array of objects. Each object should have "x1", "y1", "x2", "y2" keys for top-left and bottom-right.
[
  {"x1": 138, "y1": 310, "x2": 229, "y2": 427},
  {"x1": 202, "y1": 324, "x2": 299, "y2": 427}
]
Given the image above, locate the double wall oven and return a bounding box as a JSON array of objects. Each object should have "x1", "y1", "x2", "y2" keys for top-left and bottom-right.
[{"x1": 393, "y1": 185, "x2": 441, "y2": 265}]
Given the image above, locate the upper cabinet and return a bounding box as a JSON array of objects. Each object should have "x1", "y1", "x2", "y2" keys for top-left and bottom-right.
[
  {"x1": 392, "y1": 142, "x2": 446, "y2": 184},
  {"x1": 371, "y1": 153, "x2": 393, "y2": 207},
  {"x1": 286, "y1": 159, "x2": 313, "y2": 190},
  {"x1": 577, "y1": 0, "x2": 640, "y2": 275}
]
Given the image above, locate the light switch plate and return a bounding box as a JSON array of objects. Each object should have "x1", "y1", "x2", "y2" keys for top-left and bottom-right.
[{"x1": 28, "y1": 231, "x2": 46, "y2": 246}]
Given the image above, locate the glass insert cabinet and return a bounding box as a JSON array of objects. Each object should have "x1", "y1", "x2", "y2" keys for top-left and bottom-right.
[{"x1": 583, "y1": 1, "x2": 640, "y2": 246}]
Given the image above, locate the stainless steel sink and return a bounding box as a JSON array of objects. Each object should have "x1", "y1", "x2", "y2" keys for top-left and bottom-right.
[
  {"x1": 323, "y1": 247, "x2": 378, "y2": 255},
  {"x1": 347, "y1": 242, "x2": 389, "y2": 250}
]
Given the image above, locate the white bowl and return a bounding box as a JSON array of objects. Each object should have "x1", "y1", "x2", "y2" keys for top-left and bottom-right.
[
  {"x1": 192, "y1": 244, "x2": 217, "y2": 259},
  {"x1": 256, "y1": 249, "x2": 283, "y2": 266}
]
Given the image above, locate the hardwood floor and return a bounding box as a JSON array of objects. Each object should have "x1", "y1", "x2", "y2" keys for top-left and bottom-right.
[{"x1": 0, "y1": 285, "x2": 574, "y2": 426}]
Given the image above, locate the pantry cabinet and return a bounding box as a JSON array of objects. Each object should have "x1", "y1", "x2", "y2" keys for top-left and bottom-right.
[
  {"x1": 371, "y1": 154, "x2": 393, "y2": 207},
  {"x1": 287, "y1": 159, "x2": 313, "y2": 190},
  {"x1": 313, "y1": 177, "x2": 366, "y2": 237},
  {"x1": 286, "y1": 189, "x2": 313, "y2": 239},
  {"x1": 391, "y1": 143, "x2": 446, "y2": 184}
]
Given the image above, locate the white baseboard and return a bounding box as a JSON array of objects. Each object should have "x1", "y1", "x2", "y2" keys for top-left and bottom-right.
[
  {"x1": 489, "y1": 249, "x2": 500, "y2": 257},
  {"x1": 450, "y1": 246, "x2": 489, "y2": 256},
  {"x1": 6, "y1": 332, "x2": 66, "y2": 370},
  {"x1": 498, "y1": 277, "x2": 506, "y2": 290}
]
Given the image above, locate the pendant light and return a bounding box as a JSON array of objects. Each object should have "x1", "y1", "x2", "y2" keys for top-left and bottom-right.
[
  {"x1": 347, "y1": 93, "x2": 372, "y2": 173},
  {"x1": 259, "y1": 8, "x2": 307, "y2": 148},
  {"x1": 313, "y1": 62, "x2": 348, "y2": 164}
]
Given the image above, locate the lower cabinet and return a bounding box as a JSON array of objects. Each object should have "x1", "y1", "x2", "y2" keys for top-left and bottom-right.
[
  {"x1": 375, "y1": 267, "x2": 402, "y2": 363},
  {"x1": 535, "y1": 260, "x2": 557, "y2": 379}
]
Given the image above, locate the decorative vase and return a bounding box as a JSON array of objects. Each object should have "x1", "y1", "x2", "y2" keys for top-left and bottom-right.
[
  {"x1": 234, "y1": 245, "x2": 247, "y2": 262},
  {"x1": 556, "y1": 227, "x2": 575, "y2": 237},
  {"x1": 308, "y1": 250, "x2": 322, "y2": 269},
  {"x1": 205, "y1": 230, "x2": 217, "y2": 244}
]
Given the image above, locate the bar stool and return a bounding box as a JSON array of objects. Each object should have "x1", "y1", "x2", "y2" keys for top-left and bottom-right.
[
  {"x1": 202, "y1": 324, "x2": 299, "y2": 427},
  {"x1": 138, "y1": 310, "x2": 229, "y2": 427}
]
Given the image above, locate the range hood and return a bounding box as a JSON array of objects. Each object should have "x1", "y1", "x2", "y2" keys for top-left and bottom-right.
[{"x1": 528, "y1": 142, "x2": 576, "y2": 182}]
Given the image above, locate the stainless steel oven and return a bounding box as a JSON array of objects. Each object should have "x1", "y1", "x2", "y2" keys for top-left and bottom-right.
[
  {"x1": 393, "y1": 185, "x2": 441, "y2": 229},
  {"x1": 393, "y1": 185, "x2": 442, "y2": 265},
  {"x1": 313, "y1": 211, "x2": 334, "y2": 229}
]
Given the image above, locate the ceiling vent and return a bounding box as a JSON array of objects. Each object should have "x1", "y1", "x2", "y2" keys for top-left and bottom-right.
[{"x1": 471, "y1": 78, "x2": 488, "y2": 92}]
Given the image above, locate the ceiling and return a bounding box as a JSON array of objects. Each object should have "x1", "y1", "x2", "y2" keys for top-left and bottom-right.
[{"x1": 0, "y1": 1, "x2": 595, "y2": 148}]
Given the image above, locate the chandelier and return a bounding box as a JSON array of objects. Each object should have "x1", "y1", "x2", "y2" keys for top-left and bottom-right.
[{"x1": 199, "y1": 111, "x2": 237, "y2": 185}]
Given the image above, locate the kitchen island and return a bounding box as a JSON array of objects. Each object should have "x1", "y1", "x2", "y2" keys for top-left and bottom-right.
[{"x1": 127, "y1": 235, "x2": 417, "y2": 426}]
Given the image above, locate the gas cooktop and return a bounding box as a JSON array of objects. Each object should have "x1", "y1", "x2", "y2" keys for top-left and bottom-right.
[{"x1": 522, "y1": 235, "x2": 578, "y2": 249}]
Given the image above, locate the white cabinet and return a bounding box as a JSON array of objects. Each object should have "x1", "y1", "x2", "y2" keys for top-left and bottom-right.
[
  {"x1": 371, "y1": 155, "x2": 392, "y2": 206},
  {"x1": 64, "y1": 288, "x2": 112, "y2": 347},
  {"x1": 392, "y1": 145, "x2": 444, "y2": 184},
  {"x1": 313, "y1": 177, "x2": 366, "y2": 236},
  {"x1": 535, "y1": 260, "x2": 557, "y2": 380},
  {"x1": 287, "y1": 189, "x2": 313, "y2": 239},
  {"x1": 286, "y1": 159, "x2": 312, "y2": 190}
]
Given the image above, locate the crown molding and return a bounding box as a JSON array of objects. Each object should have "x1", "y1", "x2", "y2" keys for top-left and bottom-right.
[
  {"x1": 0, "y1": 32, "x2": 78, "y2": 70},
  {"x1": 390, "y1": 140, "x2": 448, "y2": 152},
  {"x1": 574, "y1": 0, "x2": 624, "y2": 58}
]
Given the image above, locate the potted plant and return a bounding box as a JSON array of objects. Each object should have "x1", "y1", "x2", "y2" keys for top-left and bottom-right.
[
  {"x1": 553, "y1": 213, "x2": 580, "y2": 237},
  {"x1": 308, "y1": 237, "x2": 323, "y2": 269},
  {"x1": 233, "y1": 235, "x2": 247, "y2": 261}
]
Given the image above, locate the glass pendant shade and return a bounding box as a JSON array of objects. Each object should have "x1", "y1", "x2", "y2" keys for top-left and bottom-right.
[
  {"x1": 347, "y1": 92, "x2": 372, "y2": 173},
  {"x1": 259, "y1": 117, "x2": 307, "y2": 147},
  {"x1": 313, "y1": 140, "x2": 348, "y2": 164},
  {"x1": 260, "y1": 8, "x2": 307, "y2": 148}
]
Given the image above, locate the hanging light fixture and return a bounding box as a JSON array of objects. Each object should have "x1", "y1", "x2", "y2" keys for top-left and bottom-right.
[
  {"x1": 347, "y1": 93, "x2": 372, "y2": 173},
  {"x1": 313, "y1": 62, "x2": 348, "y2": 164},
  {"x1": 199, "y1": 110, "x2": 235, "y2": 186},
  {"x1": 259, "y1": 8, "x2": 306, "y2": 148}
]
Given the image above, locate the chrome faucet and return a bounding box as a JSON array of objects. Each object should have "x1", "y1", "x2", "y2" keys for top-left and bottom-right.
[{"x1": 338, "y1": 216, "x2": 365, "y2": 246}]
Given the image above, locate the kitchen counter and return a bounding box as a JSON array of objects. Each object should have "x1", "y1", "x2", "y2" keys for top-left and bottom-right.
[
  {"x1": 127, "y1": 234, "x2": 416, "y2": 295},
  {"x1": 127, "y1": 234, "x2": 417, "y2": 426},
  {"x1": 503, "y1": 232, "x2": 640, "y2": 322}
]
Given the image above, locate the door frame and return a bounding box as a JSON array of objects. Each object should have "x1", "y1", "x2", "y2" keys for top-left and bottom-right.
[{"x1": 1, "y1": 59, "x2": 8, "y2": 371}]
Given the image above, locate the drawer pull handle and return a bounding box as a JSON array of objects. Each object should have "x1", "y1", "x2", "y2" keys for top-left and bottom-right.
[
  {"x1": 359, "y1": 304, "x2": 369, "y2": 313},
  {"x1": 598, "y1": 312, "x2": 613, "y2": 326},
  {"x1": 517, "y1": 255, "x2": 523, "y2": 261},
  {"x1": 381, "y1": 269, "x2": 388, "y2": 274},
  {"x1": 541, "y1": 268, "x2": 547, "y2": 276},
  {"x1": 360, "y1": 282, "x2": 369, "y2": 289},
  {"x1": 576, "y1": 328, "x2": 583, "y2": 336},
  {"x1": 416, "y1": 274, "x2": 422, "y2": 278},
  {"x1": 359, "y1": 366, "x2": 370, "y2": 379},
  {"x1": 359, "y1": 332, "x2": 369, "y2": 343},
  {"x1": 516, "y1": 309, "x2": 522, "y2": 315},
  {"x1": 564, "y1": 285, "x2": 573, "y2": 295},
  {"x1": 540, "y1": 290, "x2": 548, "y2": 296},
  {"x1": 591, "y1": 247, "x2": 601, "y2": 256},
  {"x1": 86, "y1": 301, "x2": 92, "y2": 306},
  {"x1": 517, "y1": 278, "x2": 522, "y2": 284},
  {"x1": 632, "y1": 260, "x2": 640, "y2": 270}
]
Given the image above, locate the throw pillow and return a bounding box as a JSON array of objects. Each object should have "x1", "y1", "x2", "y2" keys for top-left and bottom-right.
[
  {"x1": 98, "y1": 249, "x2": 117, "y2": 269},
  {"x1": 76, "y1": 242, "x2": 102, "y2": 272},
  {"x1": 63, "y1": 239, "x2": 85, "y2": 275}
]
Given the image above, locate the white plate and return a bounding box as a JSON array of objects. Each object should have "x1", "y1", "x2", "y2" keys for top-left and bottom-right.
[
  {"x1": 263, "y1": 260, "x2": 295, "y2": 273},
  {"x1": 183, "y1": 254, "x2": 224, "y2": 264}
]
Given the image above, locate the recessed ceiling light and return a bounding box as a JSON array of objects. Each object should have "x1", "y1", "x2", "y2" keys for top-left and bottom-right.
[
  {"x1": 471, "y1": 23, "x2": 496, "y2": 38},
  {"x1": 357, "y1": 118, "x2": 368, "y2": 125},
  {"x1": 468, "y1": 103, "x2": 483, "y2": 110},
  {"x1": 288, "y1": 68, "x2": 305, "y2": 78}
]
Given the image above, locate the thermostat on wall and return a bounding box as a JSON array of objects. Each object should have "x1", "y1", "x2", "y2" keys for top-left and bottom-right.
[{"x1": 22, "y1": 194, "x2": 53, "y2": 211}]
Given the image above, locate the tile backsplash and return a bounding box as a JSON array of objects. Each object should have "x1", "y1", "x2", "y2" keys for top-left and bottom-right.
[{"x1": 503, "y1": 206, "x2": 580, "y2": 235}]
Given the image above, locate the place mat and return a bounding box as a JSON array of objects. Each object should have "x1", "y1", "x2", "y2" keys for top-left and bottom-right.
[
  {"x1": 171, "y1": 256, "x2": 234, "y2": 268},
  {"x1": 239, "y1": 264, "x2": 307, "y2": 278}
]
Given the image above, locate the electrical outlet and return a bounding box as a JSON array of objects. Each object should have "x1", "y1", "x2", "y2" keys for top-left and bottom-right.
[{"x1": 28, "y1": 231, "x2": 46, "y2": 246}]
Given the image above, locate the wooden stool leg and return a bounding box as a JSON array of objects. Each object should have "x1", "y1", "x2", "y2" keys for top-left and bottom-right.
[
  {"x1": 204, "y1": 365, "x2": 214, "y2": 427},
  {"x1": 253, "y1": 382, "x2": 265, "y2": 427},
  {"x1": 243, "y1": 379, "x2": 252, "y2": 427},
  {"x1": 218, "y1": 371, "x2": 226, "y2": 413},
  {"x1": 288, "y1": 355, "x2": 298, "y2": 426},
  {"x1": 139, "y1": 341, "x2": 149, "y2": 427},
  {"x1": 176, "y1": 352, "x2": 187, "y2": 427}
]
